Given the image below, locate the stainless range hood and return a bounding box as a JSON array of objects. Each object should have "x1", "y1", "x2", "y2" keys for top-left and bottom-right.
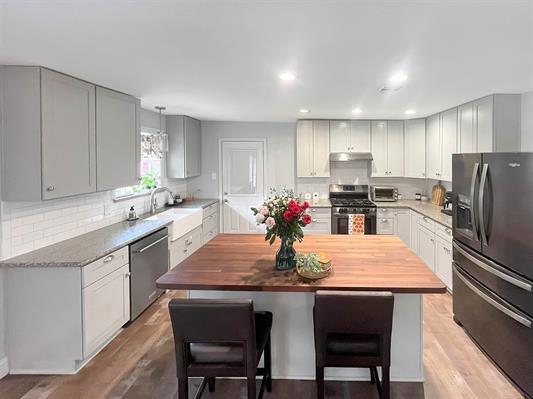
[{"x1": 329, "y1": 152, "x2": 373, "y2": 162}]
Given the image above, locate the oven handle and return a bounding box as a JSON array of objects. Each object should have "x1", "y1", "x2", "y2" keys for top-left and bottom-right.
[
  {"x1": 453, "y1": 242, "x2": 532, "y2": 292},
  {"x1": 454, "y1": 265, "x2": 531, "y2": 328}
]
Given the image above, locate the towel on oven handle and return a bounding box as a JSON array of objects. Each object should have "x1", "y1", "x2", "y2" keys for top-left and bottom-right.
[{"x1": 348, "y1": 214, "x2": 365, "y2": 235}]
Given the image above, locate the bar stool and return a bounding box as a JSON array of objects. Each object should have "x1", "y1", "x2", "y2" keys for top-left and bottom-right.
[
  {"x1": 168, "y1": 298, "x2": 273, "y2": 399},
  {"x1": 313, "y1": 291, "x2": 394, "y2": 399}
]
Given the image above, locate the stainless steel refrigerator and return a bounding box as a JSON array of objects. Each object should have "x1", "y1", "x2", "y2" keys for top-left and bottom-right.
[{"x1": 452, "y1": 153, "x2": 533, "y2": 398}]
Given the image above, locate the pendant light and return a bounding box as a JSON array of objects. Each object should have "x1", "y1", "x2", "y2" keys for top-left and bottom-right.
[{"x1": 155, "y1": 106, "x2": 169, "y2": 152}]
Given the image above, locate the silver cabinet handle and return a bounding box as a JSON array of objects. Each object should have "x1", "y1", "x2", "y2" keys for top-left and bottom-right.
[
  {"x1": 224, "y1": 199, "x2": 229, "y2": 203},
  {"x1": 381, "y1": 219, "x2": 388, "y2": 222},
  {"x1": 103, "y1": 255, "x2": 114, "y2": 263},
  {"x1": 478, "y1": 163, "x2": 489, "y2": 245},
  {"x1": 453, "y1": 242, "x2": 532, "y2": 292},
  {"x1": 470, "y1": 162, "x2": 480, "y2": 242},
  {"x1": 134, "y1": 235, "x2": 169, "y2": 253},
  {"x1": 124, "y1": 271, "x2": 131, "y2": 278},
  {"x1": 423, "y1": 216, "x2": 429, "y2": 222},
  {"x1": 445, "y1": 228, "x2": 452, "y2": 234},
  {"x1": 46, "y1": 186, "x2": 55, "y2": 192},
  {"x1": 454, "y1": 265, "x2": 531, "y2": 328},
  {"x1": 312, "y1": 219, "x2": 317, "y2": 222}
]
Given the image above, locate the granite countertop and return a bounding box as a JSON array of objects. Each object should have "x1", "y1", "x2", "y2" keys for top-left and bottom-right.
[
  {"x1": 0, "y1": 218, "x2": 172, "y2": 268},
  {"x1": 376, "y1": 200, "x2": 452, "y2": 228}
]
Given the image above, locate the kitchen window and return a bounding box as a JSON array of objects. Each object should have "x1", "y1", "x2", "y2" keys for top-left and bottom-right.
[{"x1": 114, "y1": 131, "x2": 164, "y2": 199}]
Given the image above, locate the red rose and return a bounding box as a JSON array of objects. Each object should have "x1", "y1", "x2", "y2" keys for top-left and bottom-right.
[
  {"x1": 301, "y1": 201, "x2": 309, "y2": 209},
  {"x1": 283, "y1": 210, "x2": 293, "y2": 221},
  {"x1": 302, "y1": 214, "x2": 312, "y2": 225}
]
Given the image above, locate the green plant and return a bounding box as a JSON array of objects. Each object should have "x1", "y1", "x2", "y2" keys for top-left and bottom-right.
[{"x1": 140, "y1": 172, "x2": 158, "y2": 190}]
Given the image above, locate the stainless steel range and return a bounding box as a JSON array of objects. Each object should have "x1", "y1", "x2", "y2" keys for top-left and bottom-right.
[{"x1": 330, "y1": 184, "x2": 376, "y2": 234}]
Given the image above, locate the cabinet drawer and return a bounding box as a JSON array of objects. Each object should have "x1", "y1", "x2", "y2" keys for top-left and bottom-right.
[
  {"x1": 418, "y1": 214, "x2": 436, "y2": 232},
  {"x1": 202, "y1": 227, "x2": 218, "y2": 244},
  {"x1": 203, "y1": 212, "x2": 218, "y2": 233},
  {"x1": 377, "y1": 217, "x2": 394, "y2": 235},
  {"x1": 82, "y1": 247, "x2": 129, "y2": 288},
  {"x1": 305, "y1": 219, "x2": 331, "y2": 235},
  {"x1": 307, "y1": 208, "x2": 331, "y2": 220},
  {"x1": 377, "y1": 208, "x2": 396, "y2": 217},
  {"x1": 436, "y1": 223, "x2": 453, "y2": 242},
  {"x1": 203, "y1": 202, "x2": 218, "y2": 218},
  {"x1": 170, "y1": 237, "x2": 187, "y2": 269}
]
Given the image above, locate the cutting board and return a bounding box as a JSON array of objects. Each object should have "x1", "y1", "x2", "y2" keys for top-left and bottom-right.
[{"x1": 431, "y1": 182, "x2": 446, "y2": 206}]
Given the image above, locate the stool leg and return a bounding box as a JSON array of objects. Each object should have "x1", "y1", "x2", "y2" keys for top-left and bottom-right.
[
  {"x1": 208, "y1": 377, "x2": 216, "y2": 392},
  {"x1": 316, "y1": 366, "x2": 325, "y2": 399},
  {"x1": 265, "y1": 336, "x2": 272, "y2": 392},
  {"x1": 178, "y1": 377, "x2": 188, "y2": 399},
  {"x1": 247, "y1": 376, "x2": 256, "y2": 399},
  {"x1": 381, "y1": 366, "x2": 390, "y2": 399}
]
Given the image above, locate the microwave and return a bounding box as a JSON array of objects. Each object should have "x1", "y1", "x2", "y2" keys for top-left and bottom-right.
[{"x1": 371, "y1": 186, "x2": 398, "y2": 202}]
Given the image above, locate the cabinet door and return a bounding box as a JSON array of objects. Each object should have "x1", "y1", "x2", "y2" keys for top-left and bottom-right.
[
  {"x1": 418, "y1": 226, "x2": 436, "y2": 271},
  {"x1": 404, "y1": 119, "x2": 426, "y2": 178},
  {"x1": 377, "y1": 217, "x2": 394, "y2": 235},
  {"x1": 410, "y1": 211, "x2": 420, "y2": 253},
  {"x1": 185, "y1": 116, "x2": 201, "y2": 177},
  {"x1": 436, "y1": 238, "x2": 453, "y2": 290},
  {"x1": 169, "y1": 236, "x2": 187, "y2": 269},
  {"x1": 96, "y1": 87, "x2": 140, "y2": 191},
  {"x1": 296, "y1": 120, "x2": 314, "y2": 177},
  {"x1": 41, "y1": 69, "x2": 96, "y2": 199},
  {"x1": 458, "y1": 102, "x2": 474, "y2": 153},
  {"x1": 474, "y1": 95, "x2": 494, "y2": 153},
  {"x1": 83, "y1": 264, "x2": 130, "y2": 356},
  {"x1": 394, "y1": 210, "x2": 411, "y2": 246},
  {"x1": 440, "y1": 108, "x2": 458, "y2": 182},
  {"x1": 426, "y1": 114, "x2": 441, "y2": 179},
  {"x1": 313, "y1": 120, "x2": 330, "y2": 177},
  {"x1": 350, "y1": 120, "x2": 371, "y2": 152},
  {"x1": 329, "y1": 120, "x2": 350, "y2": 152},
  {"x1": 371, "y1": 121, "x2": 388, "y2": 177},
  {"x1": 387, "y1": 120, "x2": 404, "y2": 177}
]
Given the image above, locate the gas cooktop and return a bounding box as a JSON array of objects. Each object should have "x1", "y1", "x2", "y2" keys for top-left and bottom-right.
[{"x1": 330, "y1": 198, "x2": 376, "y2": 207}]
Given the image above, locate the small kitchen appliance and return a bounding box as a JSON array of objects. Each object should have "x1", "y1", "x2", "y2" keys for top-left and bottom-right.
[
  {"x1": 370, "y1": 186, "x2": 398, "y2": 202},
  {"x1": 441, "y1": 191, "x2": 453, "y2": 216}
]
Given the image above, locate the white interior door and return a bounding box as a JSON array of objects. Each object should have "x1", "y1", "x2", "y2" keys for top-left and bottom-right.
[{"x1": 222, "y1": 141, "x2": 265, "y2": 233}]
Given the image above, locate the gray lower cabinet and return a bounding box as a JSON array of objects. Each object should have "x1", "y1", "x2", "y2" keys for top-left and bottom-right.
[
  {"x1": 304, "y1": 207, "x2": 331, "y2": 234},
  {"x1": 0, "y1": 66, "x2": 140, "y2": 201},
  {"x1": 166, "y1": 115, "x2": 202, "y2": 179},
  {"x1": 96, "y1": 87, "x2": 141, "y2": 191}
]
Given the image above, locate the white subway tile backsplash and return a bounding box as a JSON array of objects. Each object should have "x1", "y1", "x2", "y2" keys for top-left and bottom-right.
[{"x1": 0, "y1": 181, "x2": 187, "y2": 260}]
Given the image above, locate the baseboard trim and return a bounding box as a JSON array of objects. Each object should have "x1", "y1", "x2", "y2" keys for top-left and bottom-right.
[{"x1": 0, "y1": 357, "x2": 8, "y2": 379}]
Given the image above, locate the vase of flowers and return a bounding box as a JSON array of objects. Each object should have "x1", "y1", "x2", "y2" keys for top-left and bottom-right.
[{"x1": 251, "y1": 189, "x2": 312, "y2": 270}]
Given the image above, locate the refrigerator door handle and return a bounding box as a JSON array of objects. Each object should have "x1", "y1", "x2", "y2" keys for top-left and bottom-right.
[
  {"x1": 454, "y1": 265, "x2": 532, "y2": 328},
  {"x1": 453, "y1": 241, "x2": 533, "y2": 292},
  {"x1": 470, "y1": 162, "x2": 480, "y2": 242},
  {"x1": 478, "y1": 163, "x2": 489, "y2": 245}
]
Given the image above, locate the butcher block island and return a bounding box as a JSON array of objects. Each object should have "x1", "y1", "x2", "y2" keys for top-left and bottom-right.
[{"x1": 157, "y1": 234, "x2": 446, "y2": 382}]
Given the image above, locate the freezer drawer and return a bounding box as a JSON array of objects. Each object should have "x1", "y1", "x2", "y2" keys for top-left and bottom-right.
[
  {"x1": 453, "y1": 265, "x2": 533, "y2": 398},
  {"x1": 453, "y1": 240, "x2": 533, "y2": 318}
]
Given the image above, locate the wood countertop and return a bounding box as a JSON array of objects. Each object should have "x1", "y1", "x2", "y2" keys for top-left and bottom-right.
[{"x1": 157, "y1": 235, "x2": 447, "y2": 294}]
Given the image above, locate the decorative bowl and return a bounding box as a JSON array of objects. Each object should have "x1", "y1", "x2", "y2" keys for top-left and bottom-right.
[{"x1": 295, "y1": 252, "x2": 332, "y2": 280}]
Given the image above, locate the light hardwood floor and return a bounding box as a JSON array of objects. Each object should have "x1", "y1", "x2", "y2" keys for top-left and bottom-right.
[{"x1": 0, "y1": 292, "x2": 523, "y2": 399}]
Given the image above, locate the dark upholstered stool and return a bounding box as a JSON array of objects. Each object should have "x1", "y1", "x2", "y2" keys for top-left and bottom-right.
[
  {"x1": 169, "y1": 298, "x2": 273, "y2": 399},
  {"x1": 313, "y1": 291, "x2": 394, "y2": 399}
]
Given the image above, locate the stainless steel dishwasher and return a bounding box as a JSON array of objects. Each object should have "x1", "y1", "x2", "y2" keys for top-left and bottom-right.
[{"x1": 129, "y1": 227, "x2": 169, "y2": 321}]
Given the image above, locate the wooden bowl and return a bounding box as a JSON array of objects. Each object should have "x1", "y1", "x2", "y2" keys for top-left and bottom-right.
[{"x1": 296, "y1": 263, "x2": 332, "y2": 280}]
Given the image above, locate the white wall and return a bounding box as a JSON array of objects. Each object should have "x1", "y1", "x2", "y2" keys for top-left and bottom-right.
[
  {"x1": 187, "y1": 121, "x2": 296, "y2": 198},
  {"x1": 0, "y1": 108, "x2": 184, "y2": 378},
  {"x1": 521, "y1": 91, "x2": 533, "y2": 151}
]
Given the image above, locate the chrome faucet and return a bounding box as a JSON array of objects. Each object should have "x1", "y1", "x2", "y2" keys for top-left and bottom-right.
[{"x1": 150, "y1": 187, "x2": 174, "y2": 214}]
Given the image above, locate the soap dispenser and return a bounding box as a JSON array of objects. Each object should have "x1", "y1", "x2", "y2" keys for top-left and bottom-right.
[{"x1": 127, "y1": 205, "x2": 138, "y2": 221}]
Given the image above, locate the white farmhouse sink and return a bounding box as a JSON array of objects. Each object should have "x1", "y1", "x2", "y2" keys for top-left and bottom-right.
[{"x1": 146, "y1": 207, "x2": 203, "y2": 241}]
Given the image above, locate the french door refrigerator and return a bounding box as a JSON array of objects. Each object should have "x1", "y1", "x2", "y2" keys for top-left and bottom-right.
[{"x1": 452, "y1": 153, "x2": 533, "y2": 398}]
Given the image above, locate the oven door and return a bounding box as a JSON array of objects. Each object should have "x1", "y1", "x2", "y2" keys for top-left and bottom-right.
[{"x1": 332, "y1": 214, "x2": 375, "y2": 235}]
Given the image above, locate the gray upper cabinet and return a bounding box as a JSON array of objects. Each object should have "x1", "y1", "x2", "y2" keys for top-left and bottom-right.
[
  {"x1": 41, "y1": 69, "x2": 97, "y2": 199},
  {"x1": 96, "y1": 87, "x2": 140, "y2": 191},
  {"x1": 166, "y1": 115, "x2": 201, "y2": 179},
  {"x1": 0, "y1": 66, "x2": 140, "y2": 201}
]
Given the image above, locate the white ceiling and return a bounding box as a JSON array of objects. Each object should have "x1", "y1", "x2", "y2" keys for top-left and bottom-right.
[{"x1": 1, "y1": 0, "x2": 532, "y2": 122}]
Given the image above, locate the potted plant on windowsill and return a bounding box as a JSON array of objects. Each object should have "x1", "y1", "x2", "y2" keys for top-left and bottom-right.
[{"x1": 251, "y1": 189, "x2": 312, "y2": 270}]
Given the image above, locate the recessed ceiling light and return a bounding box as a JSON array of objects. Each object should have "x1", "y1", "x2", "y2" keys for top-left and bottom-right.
[
  {"x1": 279, "y1": 71, "x2": 296, "y2": 81},
  {"x1": 389, "y1": 72, "x2": 408, "y2": 83},
  {"x1": 405, "y1": 109, "x2": 415, "y2": 115},
  {"x1": 299, "y1": 108, "x2": 310, "y2": 113},
  {"x1": 352, "y1": 107, "x2": 362, "y2": 114}
]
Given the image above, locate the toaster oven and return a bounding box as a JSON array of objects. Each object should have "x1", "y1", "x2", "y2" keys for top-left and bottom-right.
[{"x1": 371, "y1": 186, "x2": 398, "y2": 202}]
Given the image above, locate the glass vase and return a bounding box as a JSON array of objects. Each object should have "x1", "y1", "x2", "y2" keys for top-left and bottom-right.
[{"x1": 275, "y1": 237, "x2": 296, "y2": 270}]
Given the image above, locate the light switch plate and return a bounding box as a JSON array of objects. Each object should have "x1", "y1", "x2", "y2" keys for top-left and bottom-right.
[{"x1": 211, "y1": 173, "x2": 217, "y2": 181}]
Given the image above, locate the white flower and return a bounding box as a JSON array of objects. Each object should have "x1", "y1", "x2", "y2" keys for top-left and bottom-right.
[
  {"x1": 265, "y1": 217, "x2": 276, "y2": 229},
  {"x1": 255, "y1": 213, "x2": 266, "y2": 224},
  {"x1": 259, "y1": 206, "x2": 269, "y2": 216}
]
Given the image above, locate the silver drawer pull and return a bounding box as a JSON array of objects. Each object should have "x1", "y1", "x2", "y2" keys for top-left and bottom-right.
[
  {"x1": 103, "y1": 255, "x2": 114, "y2": 263},
  {"x1": 423, "y1": 216, "x2": 429, "y2": 222},
  {"x1": 454, "y1": 266, "x2": 531, "y2": 328},
  {"x1": 134, "y1": 235, "x2": 169, "y2": 253},
  {"x1": 46, "y1": 186, "x2": 55, "y2": 192},
  {"x1": 445, "y1": 228, "x2": 452, "y2": 234},
  {"x1": 124, "y1": 271, "x2": 131, "y2": 278},
  {"x1": 453, "y1": 242, "x2": 532, "y2": 292}
]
